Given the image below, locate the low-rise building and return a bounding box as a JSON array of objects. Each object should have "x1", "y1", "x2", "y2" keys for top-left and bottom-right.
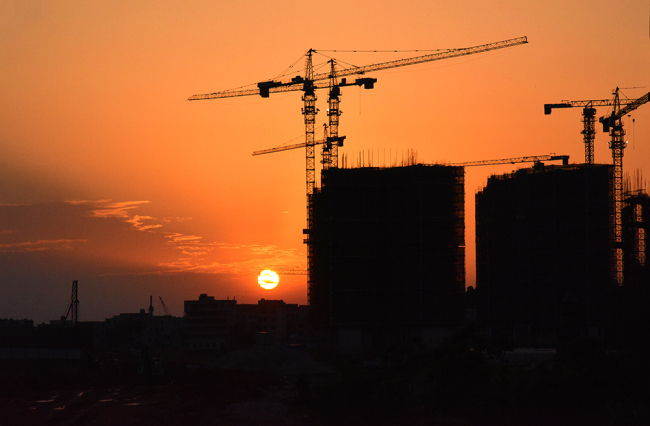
[
  {"x1": 183, "y1": 295, "x2": 308, "y2": 350},
  {"x1": 183, "y1": 294, "x2": 236, "y2": 350}
]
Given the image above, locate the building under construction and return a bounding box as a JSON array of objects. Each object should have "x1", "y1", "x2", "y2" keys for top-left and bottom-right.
[
  {"x1": 622, "y1": 189, "x2": 650, "y2": 287},
  {"x1": 309, "y1": 164, "x2": 466, "y2": 353},
  {"x1": 475, "y1": 163, "x2": 615, "y2": 344}
]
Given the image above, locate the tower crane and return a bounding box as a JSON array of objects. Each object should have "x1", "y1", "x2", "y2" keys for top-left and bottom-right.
[
  {"x1": 258, "y1": 268, "x2": 308, "y2": 275},
  {"x1": 544, "y1": 98, "x2": 634, "y2": 164},
  {"x1": 189, "y1": 36, "x2": 528, "y2": 303},
  {"x1": 448, "y1": 154, "x2": 569, "y2": 167},
  {"x1": 252, "y1": 137, "x2": 334, "y2": 157},
  {"x1": 189, "y1": 36, "x2": 527, "y2": 197},
  {"x1": 598, "y1": 88, "x2": 650, "y2": 285},
  {"x1": 256, "y1": 141, "x2": 568, "y2": 169},
  {"x1": 61, "y1": 280, "x2": 79, "y2": 328},
  {"x1": 251, "y1": 124, "x2": 346, "y2": 157},
  {"x1": 158, "y1": 296, "x2": 171, "y2": 316}
]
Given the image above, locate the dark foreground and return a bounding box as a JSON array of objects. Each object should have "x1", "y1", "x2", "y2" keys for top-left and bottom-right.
[{"x1": 1, "y1": 339, "x2": 649, "y2": 426}]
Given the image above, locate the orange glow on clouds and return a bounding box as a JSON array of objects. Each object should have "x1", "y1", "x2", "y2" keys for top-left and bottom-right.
[{"x1": 1, "y1": 1, "x2": 649, "y2": 323}]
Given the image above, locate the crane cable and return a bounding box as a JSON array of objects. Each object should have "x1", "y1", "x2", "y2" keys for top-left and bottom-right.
[
  {"x1": 317, "y1": 49, "x2": 452, "y2": 53},
  {"x1": 265, "y1": 125, "x2": 326, "y2": 149},
  {"x1": 272, "y1": 54, "x2": 304, "y2": 81},
  {"x1": 274, "y1": 49, "x2": 451, "y2": 82}
]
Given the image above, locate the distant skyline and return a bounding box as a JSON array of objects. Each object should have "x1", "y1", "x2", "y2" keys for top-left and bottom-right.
[{"x1": 1, "y1": 1, "x2": 649, "y2": 323}]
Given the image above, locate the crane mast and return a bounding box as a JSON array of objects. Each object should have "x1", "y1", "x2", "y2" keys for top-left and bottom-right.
[
  {"x1": 189, "y1": 37, "x2": 528, "y2": 304},
  {"x1": 188, "y1": 37, "x2": 527, "y2": 100},
  {"x1": 327, "y1": 60, "x2": 341, "y2": 173},
  {"x1": 544, "y1": 98, "x2": 633, "y2": 164},
  {"x1": 61, "y1": 280, "x2": 79, "y2": 328},
  {"x1": 158, "y1": 296, "x2": 170, "y2": 316},
  {"x1": 303, "y1": 50, "x2": 317, "y2": 294},
  {"x1": 599, "y1": 88, "x2": 650, "y2": 285},
  {"x1": 304, "y1": 50, "x2": 317, "y2": 199}
]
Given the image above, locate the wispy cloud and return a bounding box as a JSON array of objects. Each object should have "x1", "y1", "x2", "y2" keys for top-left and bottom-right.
[
  {"x1": 69, "y1": 200, "x2": 161, "y2": 232},
  {"x1": 89, "y1": 201, "x2": 150, "y2": 218},
  {"x1": 1, "y1": 200, "x2": 305, "y2": 276},
  {"x1": 64, "y1": 199, "x2": 112, "y2": 205},
  {"x1": 157, "y1": 240, "x2": 305, "y2": 275},
  {"x1": 165, "y1": 233, "x2": 203, "y2": 243},
  {"x1": 157, "y1": 258, "x2": 259, "y2": 275},
  {"x1": 80, "y1": 200, "x2": 306, "y2": 274},
  {"x1": 126, "y1": 215, "x2": 163, "y2": 232},
  {"x1": 0, "y1": 239, "x2": 85, "y2": 252},
  {"x1": 161, "y1": 217, "x2": 193, "y2": 224}
]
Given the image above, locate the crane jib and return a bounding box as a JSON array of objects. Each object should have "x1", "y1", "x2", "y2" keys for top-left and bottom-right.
[
  {"x1": 314, "y1": 36, "x2": 528, "y2": 81},
  {"x1": 188, "y1": 36, "x2": 528, "y2": 101},
  {"x1": 599, "y1": 92, "x2": 650, "y2": 132}
]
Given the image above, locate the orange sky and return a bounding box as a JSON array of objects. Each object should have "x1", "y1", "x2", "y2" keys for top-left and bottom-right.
[{"x1": 1, "y1": 1, "x2": 649, "y2": 323}]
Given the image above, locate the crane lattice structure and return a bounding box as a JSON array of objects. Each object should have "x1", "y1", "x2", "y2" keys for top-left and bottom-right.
[
  {"x1": 599, "y1": 88, "x2": 650, "y2": 285},
  {"x1": 191, "y1": 36, "x2": 527, "y2": 191},
  {"x1": 61, "y1": 280, "x2": 79, "y2": 328},
  {"x1": 251, "y1": 124, "x2": 346, "y2": 157},
  {"x1": 544, "y1": 99, "x2": 635, "y2": 164},
  {"x1": 158, "y1": 296, "x2": 171, "y2": 316},
  {"x1": 190, "y1": 36, "x2": 528, "y2": 303},
  {"x1": 259, "y1": 268, "x2": 308, "y2": 275},
  {"x1": 448, "y1": 154, "x2": 569, "y2": 167},
  {"x1": 256, "y1": 146, "x2": 568, "y2": 169}
]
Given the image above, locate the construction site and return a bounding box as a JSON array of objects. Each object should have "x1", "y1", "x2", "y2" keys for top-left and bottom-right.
[
  {"x1": 622, "y1": 186, "x2": 650, "y2": 288},
  {"x1": 186, "y1": 38, "x2": 650, "y2": 353},
  {"x1": 3, "y1": 35, "x2": 650, "y2": 426},
  {"x1": 309, "y1": 164, "x2": 466, "y2": 352},
  {"x1": 475, "y1": 163, "x2": 614, "y2": 344}
]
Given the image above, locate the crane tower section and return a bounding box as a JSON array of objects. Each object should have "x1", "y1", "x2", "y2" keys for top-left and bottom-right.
[
  {"x1": 599, "y1": 88, "x2": 650, "y2": 285},
  {"x1": 189, "y1": 37, "x2": 528, "y2": 306},
  {"x1": 544, "y1": 98, "x2": 634, "y2": 164}
]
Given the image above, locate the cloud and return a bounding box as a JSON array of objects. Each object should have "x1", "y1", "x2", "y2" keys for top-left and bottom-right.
[
  {"x1": 165, "y1": 233, "x2": 203, "y2": 243},
  {"x1": 126, "y1": 215, "x2": 163, "y2": 232},
  {"x1": 156, "y1": 241, "x2": 305, "y2": 275},
  {"x1": 157, "y1": 258, "x2": 258, "y2": 275},
  {"x1": 1, "y1": 200, "x2": 306, "y2": 277},
  {"x1": 161, "y1": 217, "x2": 193, "y2": 224},
  {"x1": 0, "y1": 238, "x2": 86, "y2": 252},
  {"x1": 88, "y1": 200, "x2": 150, "y2": 218},
  {"x1": 64, "y1": 199, "x2": 111, "y2": 205},
  {"x1": 0, "y1": 200, "x2": 308, "y2": 323}
]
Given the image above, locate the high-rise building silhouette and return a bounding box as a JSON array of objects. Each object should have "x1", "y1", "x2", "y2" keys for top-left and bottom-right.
[
  {"x1": 310, "y1": 164, "x2": 465, "y2": 352},
  {"x1": 622, "y1": 190, "x2": 650, "y2": 292},
  {"x1": 475, "y1": 164, "x2": 614, "y2": 343}
]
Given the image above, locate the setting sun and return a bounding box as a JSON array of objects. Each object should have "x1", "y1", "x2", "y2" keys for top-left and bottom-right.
[{"x1": 258, "y1": 270, "x2": 279, "y2": 290}]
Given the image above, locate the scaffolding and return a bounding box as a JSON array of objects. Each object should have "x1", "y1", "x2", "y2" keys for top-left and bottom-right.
[
  {"x1": 475, "y1": 164, "x2": 614, "y2": 340},
  {"x1": 309, "y1": 164, "x2": 465, "y2": 332},
  {"x1": 622, "y1": 190, "x2": 649, "y2": 282}
]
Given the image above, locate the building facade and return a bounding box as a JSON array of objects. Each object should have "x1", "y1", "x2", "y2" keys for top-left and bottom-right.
[
  {"x1": 183, "y1": 295, "x2": 308, "y2": 350},
  {"x1": 622, "y1": 190, "x2": 650, "y2": 287},
  {"x1": 475, "y1": 164, "x2": 614, "y2": 344},
  {"x1": 183, "y1": 294, "x2": 236, "y2": 350},
  {"x1": 310, "y1": 164, "x2": 466, "y2": 352}
]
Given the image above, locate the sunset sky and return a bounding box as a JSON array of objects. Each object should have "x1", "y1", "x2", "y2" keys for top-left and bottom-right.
[{"x1": 1, "y1": 1, "x2": 649, "y2": 324}]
